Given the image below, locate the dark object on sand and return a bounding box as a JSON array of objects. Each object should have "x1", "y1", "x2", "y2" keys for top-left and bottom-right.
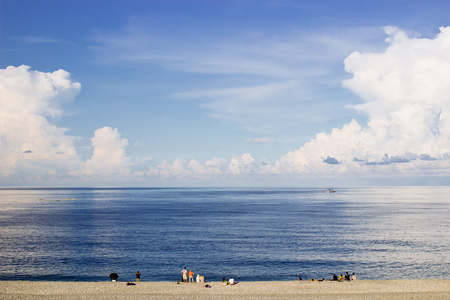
[
  {"x1": 127, "y1": 282, "x2": 136, "y2": 286},
  {"x1": 109, "y1": 273, "x2": 119, "y2": 281},
  {"x1": 204, "y1": 284, "x2": 212, "y2": 288}
]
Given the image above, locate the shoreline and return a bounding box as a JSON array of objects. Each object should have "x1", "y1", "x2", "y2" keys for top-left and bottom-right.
[{"x1": 2, "y1": 279, "x2": 450, "y2": 299}]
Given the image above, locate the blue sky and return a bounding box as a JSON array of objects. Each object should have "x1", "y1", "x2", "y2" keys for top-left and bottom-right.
[{"x1": 1, "y1": 0, "x2": 449, "y2": 186}]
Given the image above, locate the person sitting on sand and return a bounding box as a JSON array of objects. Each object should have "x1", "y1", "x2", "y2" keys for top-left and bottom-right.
[
  {"x1": 222, "y1": 277, "x2": 227, "y2": 285},
  {"x1": 109, "y1": 273, "x2": 119, "y2": 282},
  {"x1": 338, "y1": 274, "x2": 344, "y2": 281},
  {"x1": 229, "y1": 278, "x2": 235, "y2": 285},
  {"x1": 332, "y1": 274, "x2": 338, "y2": 281},
  {"x1": 296, "y1": 277, "x2": 302, "y2": 281},
  {"x1": 352, "y1": 273, "x2": 357, "y2": 280},
  {"x1": 345, "y1": 272, "x2": 351, "y2": 281}
]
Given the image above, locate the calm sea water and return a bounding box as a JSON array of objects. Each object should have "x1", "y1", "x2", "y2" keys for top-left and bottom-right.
[{"x1": 1, "y1": 187, "x2": 449, "y2": 282}]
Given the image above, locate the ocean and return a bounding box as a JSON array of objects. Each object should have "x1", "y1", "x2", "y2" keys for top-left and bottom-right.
[{"x1": 1, "y1": 187, "x2": 449, "y2": 282}]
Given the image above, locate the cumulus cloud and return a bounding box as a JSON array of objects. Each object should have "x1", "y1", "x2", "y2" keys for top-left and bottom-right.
[
  {"x1": 0, "y1": 65, "x2": 81, "y2": 178},
  {"x1": 73, "y1": 127, "x2": 130, "y2": 177},
  {"x1": 143, "y1": 154, "x2": 261, "y2": 180},
  {"x1": 229, "y1": 153, "x2": 256, "y2": 175},
  {"x1": 274, "y1": 26, "x2": 450, "y2": 177},
  {"x1": 0, "y1": 65, "x2": 134, "y2": 184}
]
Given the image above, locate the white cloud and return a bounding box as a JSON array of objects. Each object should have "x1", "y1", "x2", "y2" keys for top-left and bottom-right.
[
  {"x1": 0, "y1": 65, "x2": 134, "y2": 184},
  {"x1": 247, "y1": 137, "x2": 275, "y2": 144},
  {"x1": 73, "y1": 127, "x2": 130, "y2": 177},
  {"x1": 205, "y1": 157, "x2": 228, "y2": 175},
  {"x1": 273, "y1": 26, "x2": 450, "y2": 178},
  {"x1": 142, "y1": 154, "x2": 260, "y2": 180},
  {"x1": 3, "y1": 25, "x2": 449, "y2": 186},
  {"x1": 0, "y1": 65, "x2": 81, "y2": 178},
  {"x1": 173, "y1": 81, "x2": 314, "y2": 128},
  {"x1": 92, "y1": 24, "x2": 386, "y2": 134},
  {"x1": 14, "y1": 36, "x2": 68, "y2": 44},
  {"x1": 229, "y1": 153, "x2": 256, "y2": 175}
]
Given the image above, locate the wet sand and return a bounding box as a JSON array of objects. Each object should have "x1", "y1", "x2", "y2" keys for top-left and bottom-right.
[{"x1": 1, "y1": 279, "x2": 450, "y2": 299}]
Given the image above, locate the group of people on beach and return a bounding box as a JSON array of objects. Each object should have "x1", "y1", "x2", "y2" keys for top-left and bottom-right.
[
  {"x1": 180, "y1": 267, "x2": 236, "y2": 285},
  {"x1": 113, "y1": 268, "x2": 355, "y2": 284},
  {"x1": 180, "y1": 267, "x2": 206, "y2": 283},
  {"x1": 222, "y1": 277, "x2": 236, "y2": 285},
  {"x1": 297, "y1": 272, "x2": 356, "y2": 282}
]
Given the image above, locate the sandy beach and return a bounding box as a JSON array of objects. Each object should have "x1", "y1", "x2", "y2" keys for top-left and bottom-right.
[{"x1": 1, "y1": 279, "x2": 449, "y2": 299}]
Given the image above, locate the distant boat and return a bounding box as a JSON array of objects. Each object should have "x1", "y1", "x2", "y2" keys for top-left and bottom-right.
[{"x1": 327, "y1": 189, "x2": 336, "y2": 193}]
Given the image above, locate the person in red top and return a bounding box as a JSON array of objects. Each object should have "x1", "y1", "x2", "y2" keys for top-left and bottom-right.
[{"x1": 188, "y1": 270, "x2": 195, "y2": 282}]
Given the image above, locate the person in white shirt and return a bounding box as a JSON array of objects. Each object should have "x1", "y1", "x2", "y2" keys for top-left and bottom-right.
[
  {"x1": 181, "y1": 267, "x2": 188, "y2": 282},
  {"x1": 229, "y1": 278, "x2": 235, "y2": 285}
]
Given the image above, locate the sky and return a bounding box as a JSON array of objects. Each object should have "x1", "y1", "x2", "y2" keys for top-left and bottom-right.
[{"x1": 1, "y1": 0, "x2": 449, "y2": 187}]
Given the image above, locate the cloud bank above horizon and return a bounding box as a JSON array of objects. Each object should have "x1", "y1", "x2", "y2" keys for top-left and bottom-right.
[{"x1": 1, "y1": 26, "x2": 449, "y2": 186}]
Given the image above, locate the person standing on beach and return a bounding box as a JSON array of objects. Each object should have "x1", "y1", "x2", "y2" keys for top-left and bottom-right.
[
  {"x1": 188, "y1": 270, "x2": 194, "y2": 282},
  {"x1": 181, "y1": 267, "x2": 188, "y2": 282},
  {"x1": 136, "y1": 271, "x2": 141, "y2": 282}
]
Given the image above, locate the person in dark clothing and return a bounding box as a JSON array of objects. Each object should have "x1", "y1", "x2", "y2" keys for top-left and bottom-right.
[
  {"x1": 136, "y1": 271, "x2": 141, "y2": 282},
  {"x1": 109, "y1": 273, "x2": 119, "y2": 282},
  {"x1": 345, "y1": 272, "x2": 351, "y2": 281}
]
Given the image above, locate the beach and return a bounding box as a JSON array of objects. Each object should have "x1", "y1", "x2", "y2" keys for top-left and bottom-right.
[{"x1": 1, "y1": 280, "x2": 449, "y2": 299}]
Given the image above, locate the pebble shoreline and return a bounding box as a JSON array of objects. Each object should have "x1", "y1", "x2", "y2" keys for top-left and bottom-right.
[{"x1": 1, "y1": 279, "x2": 450, "y2": 299}]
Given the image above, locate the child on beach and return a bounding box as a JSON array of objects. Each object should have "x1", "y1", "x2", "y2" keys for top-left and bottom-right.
[{"x1": 188, "y1": 270, "x2": 194, "y2": 282}]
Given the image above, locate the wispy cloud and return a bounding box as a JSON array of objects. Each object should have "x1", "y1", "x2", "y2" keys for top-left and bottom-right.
[
  {"x1": 247, "y1": 137, "x2": 274, "y2": 144},
  {"x1": 90, "y1": 22, "x2": 386, "y2": 133},
  {"x1": 13, "y1": 36, "x2": 69, "y2": 44}
]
